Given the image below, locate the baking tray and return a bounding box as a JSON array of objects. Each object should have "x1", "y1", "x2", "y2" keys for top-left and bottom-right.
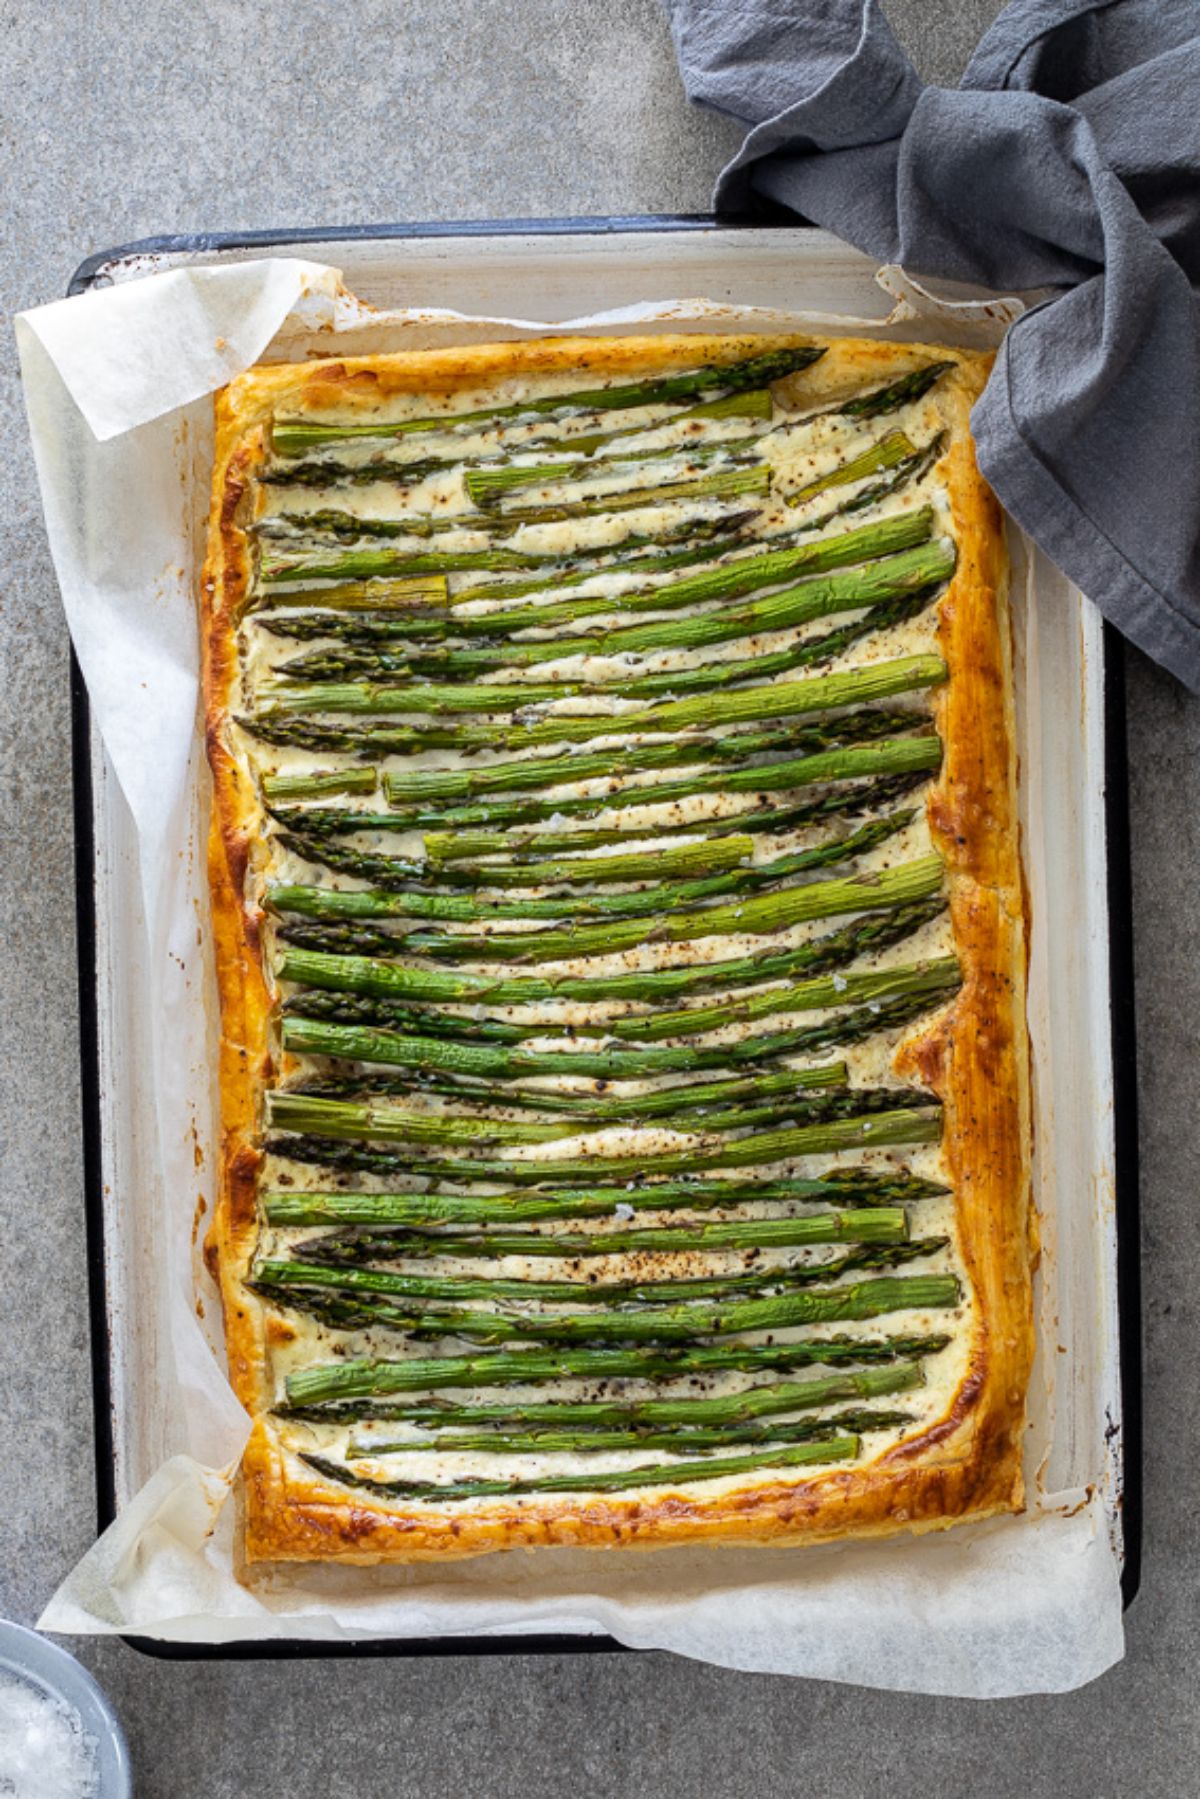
[{"x1": 66, "y1": 214, "x2": 1142, "y2": 1660}]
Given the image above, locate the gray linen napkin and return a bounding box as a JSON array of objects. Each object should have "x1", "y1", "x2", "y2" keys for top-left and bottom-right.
[{"x1": 663, "y1": 0, "x2": 1200, "y2": 688}]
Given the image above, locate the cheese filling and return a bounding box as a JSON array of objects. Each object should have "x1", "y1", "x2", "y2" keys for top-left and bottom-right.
[{"x1": 226, "y1": 345, "x2": 978, "y2": 1511}]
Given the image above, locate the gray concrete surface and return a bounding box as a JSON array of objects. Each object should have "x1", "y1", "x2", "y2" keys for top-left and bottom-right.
[{"x1": 1, "y1": 2, "x2": 1196, "y2": 1794}]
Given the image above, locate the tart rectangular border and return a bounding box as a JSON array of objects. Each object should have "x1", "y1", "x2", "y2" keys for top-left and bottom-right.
[{"x1": 199, "y1": 330, "x2": 1033, "y2": 1565}]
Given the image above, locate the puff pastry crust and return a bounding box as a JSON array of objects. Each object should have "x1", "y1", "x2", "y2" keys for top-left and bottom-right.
[{"x1": 200, "y1": 331, "x2": 1031, "y2": 1565}]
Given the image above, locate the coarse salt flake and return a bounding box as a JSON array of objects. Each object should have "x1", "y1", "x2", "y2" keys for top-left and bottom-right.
[{"x1": 0, "y1": 1673, "x2": 100, "y2": 1799}]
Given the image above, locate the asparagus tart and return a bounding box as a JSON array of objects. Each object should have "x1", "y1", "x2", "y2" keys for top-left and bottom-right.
[{"x1": 201, "y1": 332, "x2": 1031, "y2": 1563}]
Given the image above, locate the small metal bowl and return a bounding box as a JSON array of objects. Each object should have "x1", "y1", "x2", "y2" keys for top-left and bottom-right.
[{"x1": 0, "y1": 1619, "x2": 131, "y2": 1798}]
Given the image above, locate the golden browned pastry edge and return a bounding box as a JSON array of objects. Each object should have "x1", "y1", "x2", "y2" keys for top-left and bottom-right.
[{"x1": 198, "y1": 332, "x2": 1032, "y2": 1566}]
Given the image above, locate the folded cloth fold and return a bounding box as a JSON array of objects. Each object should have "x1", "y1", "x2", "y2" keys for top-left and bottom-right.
[{"x1": 663, "y1": 0, "x2": 1200, "y2": 688}]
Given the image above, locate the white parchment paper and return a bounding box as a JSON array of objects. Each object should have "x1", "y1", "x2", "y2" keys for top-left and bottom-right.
[{"x1": 15, "y1": 254, "x2": 1125, "y2": 1692}]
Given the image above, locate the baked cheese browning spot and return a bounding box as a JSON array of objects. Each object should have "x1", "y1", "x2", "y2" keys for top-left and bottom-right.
[{"x1": 200, "y1": 332, "x2": 1031, "y2": 1563}]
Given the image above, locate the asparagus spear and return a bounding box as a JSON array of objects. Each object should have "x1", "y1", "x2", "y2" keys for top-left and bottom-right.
[
  {"x1": 278, "y1": 823, "x2": 770, "y2": 888},
  {"x1": 476, "y1": 463, "x2": 770, "y2": 525},
  {"x1": 278, "y1": 801, "x2": 923, "y2": 898},
  {"x1": 262, "y1": 768, "x2": 377, "y2": 803},
  {"x1": 256, "y1": 503, "x2": 869, "y2": 623},
  {"x1": 275, "y1": 402, "x2": 921, "y2": 590},
  {"x1": 263, "y1": 1270, "x2": 959, "y2": 1346},
  {"x1": 274, "y1": 1072, "x2": 897, "y2": 1147},
  {"x1": 260, "y1": 513, "x2": 757, "y2": 605},
  {"x1": 351, "y1": 854, "x2": 945, "y2": 962},
  {"x1": 373, "y1": 717, "x2": 922, "y2": 811},
  {"x1": 280, "y1": 973, "x2": 928, "y2": 1081},
  {"x1": 408, "y1": 582, "x2": 942, "y2": 680},
  {"x1": 258, "y1": 509, "x2": 939, "y2": 646},
  {"x1": 436, "y1": 489, "x2": 916, "y2": 607},
  {"x1": 260, "y1": 502, "x2": 928, "y2": 608},
  {"x1": 273, "y1": 735, "x2": 941, "y2": 837},
  {"x1": 265, "y1": 592, "x2": 828, "y2": 683},
  {"x1": 249, "y1": 610, "x2": 940, "y2": 738},
  {"x1": 285, "y1": 1054, "x2": 858, "y2": 1108},
  {"x1": 463, "y1": 435, "x2": 762, "y2": 507},
  {"x1": 257, "y1": 521, "x2": 938, "y2": 680},
  {"x1": 821, "y1": 432, "x2": 945, "y2": 522},
  {"x1": 268, "y1": 813, "x2": 907, "y2": 930},
  {"x1": 283, "y1": 992, "x2": 534, "y2": 1044},
  {"x1": 268, "y1": 372, "x2": 945, "y2": 504},
  {"x1": 274, "y1": 1277, "x2": 947, "y2": 1347},
  {"x1": 292, "y1": 1208, "x2": 910, "y2": 1266},
  {"x1": 253, "y1": 580, "x2": 935, "y2": 687},
  {"x1": 275, "y1": 896, "x2": 945, "y2": 1009},
  {"x1": 468, "y1": 501, "x2": 936, "y2": 619},
  {"x1": 283, "y1": 1071, "x2": 917, "y2": 1146},
  {"x1": 259, "y1": 512, "x2": 753, "y2": 587},
  {"x1": 258, "y1": 510, "x2": 497, "y2": 544},
  {"x1": 467, "y1": 385, "x2": 777, "y2": 458},
  {"x1": 277, "y1": 976, "x2": 863, "y2": 1048},
  {"x1": 260, "y1": 727, "x2": 778, "y2": 810},
  {"x1": 265, "y1": 1098, "x2": 943, "y2": 1175},
  {"x1": 283, "y1": 992, "x2": 948, "y2": 1109},
  {"x1": 264, "y1": 1169, "x2": 949, "y2": 1229},
  {"x1": 269, "y1": 395, "x2": 773, "y2": 493},
  {"x1": 278, "y1": 986, "x2": 935, "y2": 1091},
  {"x1": 404, "y1": 550, "x2": 950, "y2": 674},
  {"x1": 385, "y1": 584, "x2": 941, "y2": 704},
  {"x1": 278, "y1": 730, "x2": 935, "y2": 841},
  {"x1": 268, "y1": 1109, "x2": 941, "y2": 1186},
  {"x1": 270, "y1": 347, "x2": 825, "y2": 455},
  {"x1": 786, "y1": 429, "x2": 912, "y2": 508},
  {"x1": 284, "y1": 1330, "x2": 953, "y2": 1405},
  {"x1": 266, "y1": 1094, "x2": 578, "y2": 1149},
  {"x1": 254, "y1": 1237, "x2": 944, "y2": 1311},
  {"x1": 836, "y1": 361, "x2": 954, "y2": 420},
  {"x1": 345, "y1": 1409, "x2": 913, "y2": 1458},
  {"x1": 271, "y1": 820, "x2": 910, "y2": 949},
  {"x1": 248, "y1": 680, "x2": 589, "y2": 721},
  {"x1": 285, "y1": 1082, "x2": 928, "y2": 1149},
  {"x1": 247, "y1": 574, "x2": 449, "y2": 612},
  {"x1": 274, "y1": 785, "x2": 879, "y2": 867},
  {"x1": 273, "y1": 831, "x2": 676, "y2": 890},
  {"x1": 418, "y1": 770, "x2": 929, "y2": 861},
  {"x1": 264, "y1": 658, "x2": 949, "y2": 762},
  {"x1": 276, "y1": 829, "x2": 756, "y2": 895},
  {"x1": 497, "y1": 464, "x2": 770, "y2": 526},
  {"x1": 330, "y1": 1359, "x2": 921, "y2": 1431},
  {"x1": 264, "y1": 647, "x2": 949, "y2": 737},
  {"x1": 301, "y1": 1436, "x2": 860, "y2": 1500},
  {"x1": 264, "y1": 465, "x2": 771, "y2": 548},
  {"x1": 606, "y1": 955, "x2": 960, "y2": 1043},
  {"x1": 261, "y1": 542, "x2": 610, "y2": 585}
]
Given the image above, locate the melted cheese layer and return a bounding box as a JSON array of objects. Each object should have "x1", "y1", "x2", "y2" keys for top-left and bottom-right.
[{"x1": 233, "y1": 352, "x2": 977, "y2": 1505}]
